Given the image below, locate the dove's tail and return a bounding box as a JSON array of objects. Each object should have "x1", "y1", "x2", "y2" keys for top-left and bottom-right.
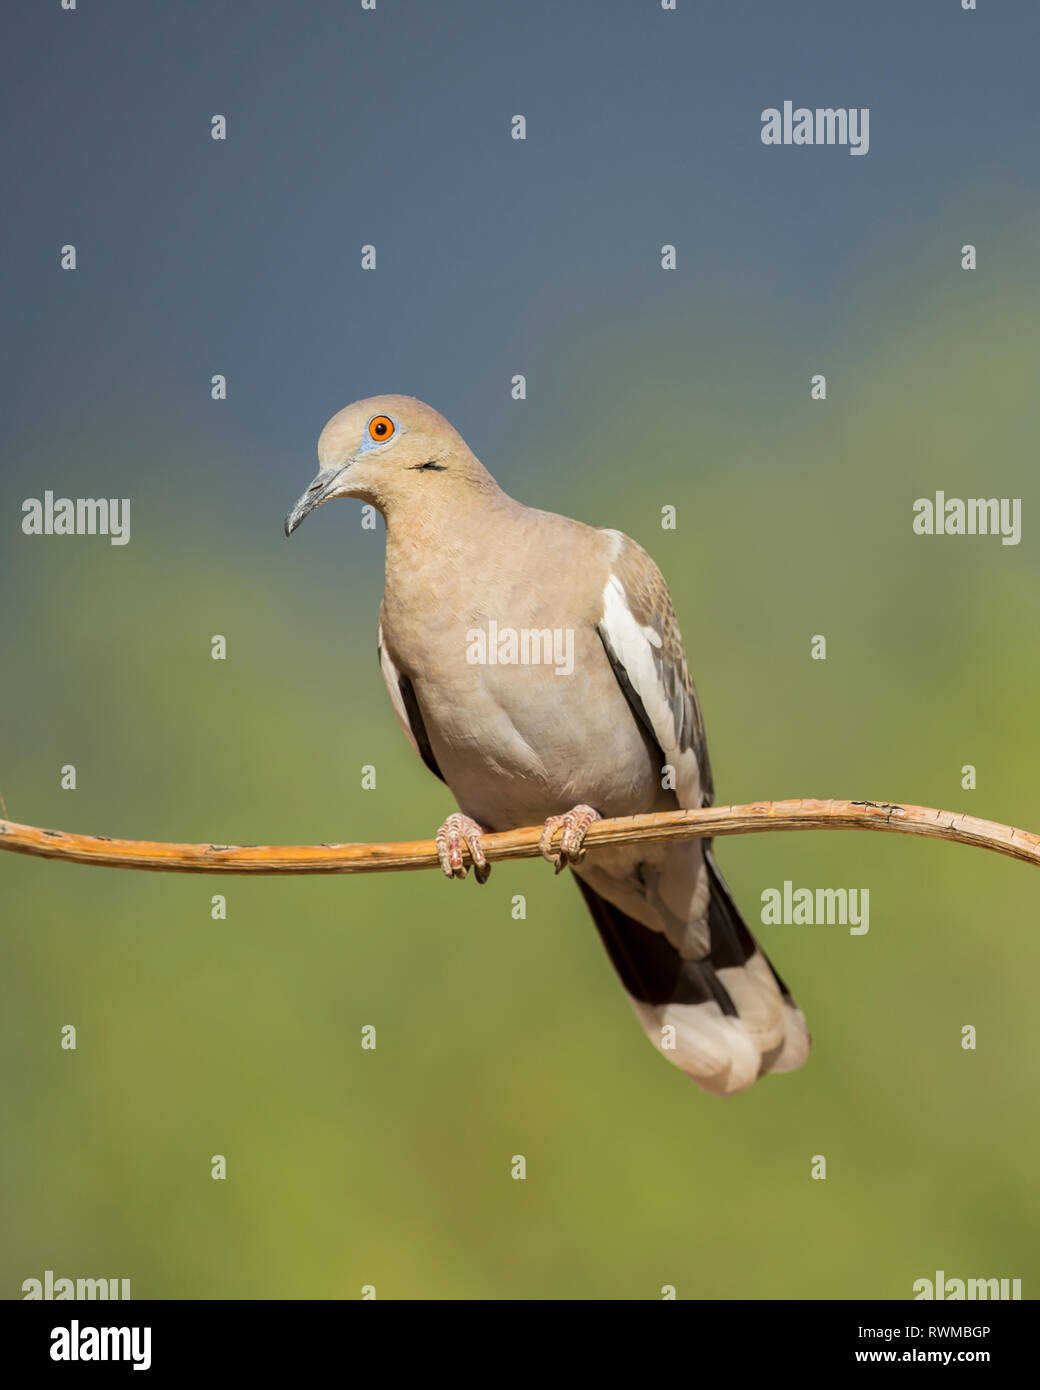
[{"x1": 573, "y1": 845, "x2": 810, "y2": 1097}]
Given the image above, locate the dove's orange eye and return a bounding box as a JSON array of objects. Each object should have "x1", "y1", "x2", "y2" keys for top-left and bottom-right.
[{"x1": 368, "y1": 415, "x2": 395, "y2": 442}]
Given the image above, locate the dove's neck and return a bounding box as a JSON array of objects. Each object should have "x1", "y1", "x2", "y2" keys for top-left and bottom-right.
[{"x1": 381, "y1": 463, "x2": 526, "y2": 621}]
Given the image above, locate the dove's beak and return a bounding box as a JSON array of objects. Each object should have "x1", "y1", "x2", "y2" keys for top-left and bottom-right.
[{"x1": 284, "y1": 467, "x2": 349, "y2": 537}]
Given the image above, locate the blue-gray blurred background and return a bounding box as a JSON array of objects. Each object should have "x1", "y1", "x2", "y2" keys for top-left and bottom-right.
[{"x1": 2, "y1": 0, "x2": 1038, "y2": 1299}]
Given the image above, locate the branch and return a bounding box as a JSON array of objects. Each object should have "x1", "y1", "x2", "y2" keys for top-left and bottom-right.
[{"x1": 1, "y1": 800, "x2": 1038, "y2": 875}]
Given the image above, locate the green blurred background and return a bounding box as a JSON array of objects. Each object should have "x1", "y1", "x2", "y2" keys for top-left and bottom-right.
[{"x1": 2, "y1": 1, "x2": 1038, "y2": 1298}]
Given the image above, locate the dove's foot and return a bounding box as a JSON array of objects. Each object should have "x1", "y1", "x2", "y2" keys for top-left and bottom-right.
[
  {"x1": 539, "y1": 804, "x2": 602, "y2": 873},
  {"x1": 435, "y1": 813, "x2": 491, "y2": 883}
]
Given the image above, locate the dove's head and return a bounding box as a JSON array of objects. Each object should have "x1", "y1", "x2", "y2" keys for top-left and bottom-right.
[{"x1": 284, "y1": 394, "x2": 495, "y2": 535}]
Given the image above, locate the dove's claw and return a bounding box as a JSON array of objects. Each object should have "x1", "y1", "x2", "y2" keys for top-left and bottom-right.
[
  {"x1": 436, "y1": 813, "x2": 490, "y2": 883},
  {"x1": 538, "y1": 804, "x2": 602, "y2": 872}
]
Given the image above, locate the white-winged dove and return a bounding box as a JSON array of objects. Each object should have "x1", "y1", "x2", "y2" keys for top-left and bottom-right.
[{"x1": 286, "y1": 395, "x2": 810, "y2": 1095}]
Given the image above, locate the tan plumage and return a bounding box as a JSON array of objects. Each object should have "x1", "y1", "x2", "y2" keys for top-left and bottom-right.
[{"x1": 286, "y1": 395, "x2": 810, "y2": 1096}]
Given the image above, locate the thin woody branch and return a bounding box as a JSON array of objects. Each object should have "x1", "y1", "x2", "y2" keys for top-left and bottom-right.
[{"x1": 1, "y1": 799, "x2": 1038, "y2": 875}]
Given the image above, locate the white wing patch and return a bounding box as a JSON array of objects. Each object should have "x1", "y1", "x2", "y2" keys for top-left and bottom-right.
[{"x1": 600, "y1": 574, "x2": 702, "y2": 808}]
